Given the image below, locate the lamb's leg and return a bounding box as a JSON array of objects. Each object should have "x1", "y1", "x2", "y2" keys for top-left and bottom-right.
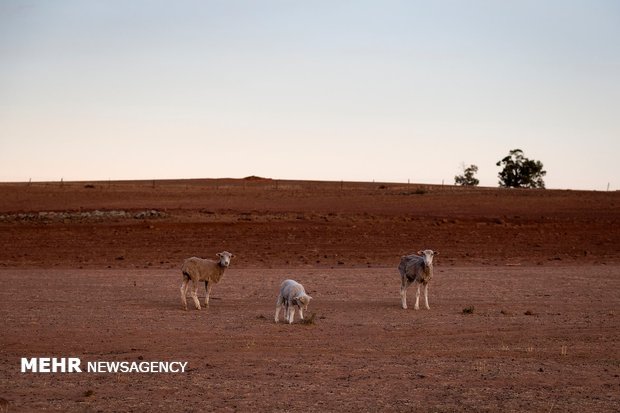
[
  {"x1": 298, "y1": 307, "x2": 304, "y2": 320},
  {"x1": 423, "y1": 283, "x2": 430, "y2": 310},
  {"x1": 414, "y1": 283, "x2": 421, "y2": 310},
  {"x1": 180, "y1": 278, "x2": 189, "y2": 311},
  {"x1": 275, "y1": 305, "x2": 281, "y2": 323},
  {"x1": 191, "y1": 280, "x2": 201, "y2": 310},
  {"x1": 275, "y1": 295, "x2": 283, "y2": 322},
  {"x1": 204, "y1": 281, "x2": 213, "y2": 306},
  {"x1": 283, "y1": 302, "x2": 290, "y2": 323},
  {"x1": 287, "y1": 304, "x2": 294, "y2": 324}
]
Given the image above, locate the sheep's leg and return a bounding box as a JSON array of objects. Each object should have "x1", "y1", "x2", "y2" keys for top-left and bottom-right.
[
  {"x1": 274, "y1": 305, "x2": 281, "y2": 323},
  {"x1": 423, "y1": 283, "x2": 430, "y2": 310},
  {"x1": 275, "y1": 295, "x2": 283, "y2": 322},
  {"x1": 414, "y1": 283, "x2": 421, "y2": 310},
  {"x1": 283, "y1": 302, "x2": 290, "y2": 323},
  {"x1": 204, "y1": 281, "x2": 213, "y2": 306},
  {"x1": 180, "y1": 278, "x2": 190, "y2": 311},
  {"x1": 400, "y1": 277, "x2": 410, "y2": 309},
  {"x1": 191, "y1": 280, "x2": 201, "y2": 310},
  {"x1": 287, "y1": 303, "x2": 294, "y2": 324},
  {"x1": 298, "y1": 307, "x2": 304, "y2": 320}
]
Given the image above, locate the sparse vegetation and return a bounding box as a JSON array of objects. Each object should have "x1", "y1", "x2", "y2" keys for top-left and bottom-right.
[
  {"x1": 462, "y1": 306, "x2": 475, "y2": 314},
  {"x1": 300, "y1": 313, "x2": 316, "y2": 325},
  {"x1": 497, "y1": 149, "x2": 546, "y2": 188},
  {"x1": 398, "y1": 189, "x2": 427, "y2": 195},
  {"x1": 455, "y1": 164, "x2": 480, "y2": 186}
]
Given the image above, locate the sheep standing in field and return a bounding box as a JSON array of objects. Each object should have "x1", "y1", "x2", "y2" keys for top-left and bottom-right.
[
  {"x1": 275, "y1": 279, "x2": 312, "y2": 324},
  {"x1": 180, "y1": 251, "x2": 235, "y2": 310},
  {"x1": 398, "y1": 249, "x2": 439, "y2": 310}
]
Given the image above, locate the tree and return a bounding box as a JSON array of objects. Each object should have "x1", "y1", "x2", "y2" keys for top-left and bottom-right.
[
  {"x1": 454, "y1": 164, "x2": 479, "y2": 186},
  {"x1": 496, "y1": 149, "x2": 546, "y2": 188}
]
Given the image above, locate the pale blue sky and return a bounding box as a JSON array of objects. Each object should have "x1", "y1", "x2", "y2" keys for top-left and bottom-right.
[{"x1": 1, "y1": 0, "x2": 618, "y2": 189}]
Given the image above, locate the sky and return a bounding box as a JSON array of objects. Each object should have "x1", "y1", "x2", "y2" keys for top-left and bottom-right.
[{"x1": 1, "y1": 0, "x2": 618, "y2": 190}]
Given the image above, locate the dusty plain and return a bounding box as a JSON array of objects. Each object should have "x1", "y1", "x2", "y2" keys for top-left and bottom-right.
[{"x1": 0, "y1": 178, "x2": 619, "y2": 412}]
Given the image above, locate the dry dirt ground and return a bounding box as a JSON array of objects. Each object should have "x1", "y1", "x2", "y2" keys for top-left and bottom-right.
[{"x1": 0, "y1": 179, "x2": 619, "y2": 412}]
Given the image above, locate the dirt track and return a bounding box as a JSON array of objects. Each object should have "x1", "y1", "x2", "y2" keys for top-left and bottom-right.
[{"x1": 0, "y1": 179, "x2": 619, "y2": 412}]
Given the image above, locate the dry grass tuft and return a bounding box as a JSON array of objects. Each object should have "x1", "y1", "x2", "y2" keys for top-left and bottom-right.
[
  {"x1": 462, "y1": 306, "x2": 475, "y2": 314},
  {"x1": 300, "y1": 313, "x2": 317, "y2": 325}
]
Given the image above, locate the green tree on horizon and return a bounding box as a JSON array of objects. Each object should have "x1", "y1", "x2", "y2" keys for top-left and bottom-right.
[
  {"x1": 496, "y1": 149, "x2": 546, "y2": 188},
  {"x1": 454, "y1": 164, "x2": 479, "y2": 186}
]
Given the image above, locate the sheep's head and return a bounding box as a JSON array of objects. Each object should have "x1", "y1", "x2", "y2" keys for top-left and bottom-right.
[
  {"x1": 417, "y1": 249, "x2": 438, "y2": 266},
  {"x1": 216, "y1": 251, "x2": 234, "y2": 267},
  {"x1": 295, "y1": 293, "x2": 312, "y2": 311}
]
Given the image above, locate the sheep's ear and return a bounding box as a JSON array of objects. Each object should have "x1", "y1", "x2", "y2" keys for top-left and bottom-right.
[
  {"x1": 417, "y1": 250, "x2": 423, "y2": 255},
  {"x1": 230, "y1": 254, "x2": 235, "y2": 258},
  {"x1": 434, "y1": 251, "x2": 439, "y2": 256},
  {"x1": 306, "y1": 295, "x2": 312, "y2": 301},
  {"x1": 216, "y1": 253, "x2": 221, "y2": 258}
]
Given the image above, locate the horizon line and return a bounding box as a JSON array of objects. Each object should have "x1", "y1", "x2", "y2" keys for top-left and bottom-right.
[{"x1": 0, "y1": 176, "x2": 615, "y2": 193}]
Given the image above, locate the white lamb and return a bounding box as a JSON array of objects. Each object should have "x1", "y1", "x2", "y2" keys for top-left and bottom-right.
[
  {"x1": 398, "y1": 249, "x2": 439, "y2": 310},
  {"x1": 275, "y1": 279, "x2": 312, "y2": 324},
  {"x1": 180, "y1": 251, "x2": 234, "y2": 310}
]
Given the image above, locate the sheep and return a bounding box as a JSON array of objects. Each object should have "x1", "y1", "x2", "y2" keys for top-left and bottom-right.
[
  {"x1": 398, "y1": 249, "x2": 439, "y2": 310},
  {"x1": 180, "y1": 251, "x2": 234, "y2": 310},
  {"x1": 275, "y1": 279, "x2": 312, "y2": 324}
]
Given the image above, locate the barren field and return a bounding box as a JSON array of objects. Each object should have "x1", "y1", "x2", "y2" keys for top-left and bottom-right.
[{"x1": 0, "y1": 179, "x2": 619, "y2": 412}]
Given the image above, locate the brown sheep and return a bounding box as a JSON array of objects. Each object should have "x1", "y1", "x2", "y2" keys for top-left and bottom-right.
[{"x1": 180, "y1": 251, "x2": 234, "y2": 310}]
